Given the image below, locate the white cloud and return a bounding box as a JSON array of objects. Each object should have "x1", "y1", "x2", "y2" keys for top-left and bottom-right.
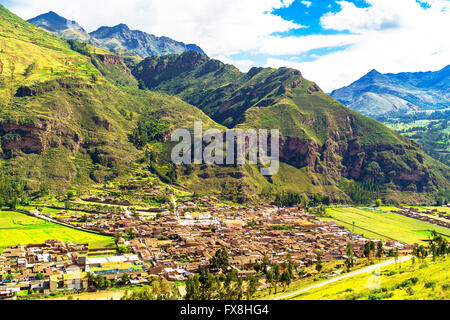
[
  {"x1": 5, "y1": 0, "x2": 300, "y2": 57},
  {"x1": 268, "y1": 0, "x2": 450, "y2": 91},
  {"x1": 5, "y1": 0, "x2": 449, "y2": 91},
  {"x1": 301, "y1": 1, "x2": 312, "y2": 8}
]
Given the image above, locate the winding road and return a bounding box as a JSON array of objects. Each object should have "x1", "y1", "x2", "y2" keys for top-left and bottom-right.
[{"x1": 275, "y1": 255, "x2": 413, "y2": 300}]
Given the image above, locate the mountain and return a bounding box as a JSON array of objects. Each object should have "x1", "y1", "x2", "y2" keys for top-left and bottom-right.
[
  {"x1": 330, "y1": 67, "x2": 450, "y2": 166},
  {"x1": 330, "y1": 66, "x2": 450, "y2": 117},
  {"x1": 132, "y1": 51, "x2": 450, "y2": 203},
  {"x1": 27, "y1": 11, "x2": 206, "y2": 61},
  {"x1": 89, "y1": 24, "x2": 207, "y2": 59},
  {"x1": 0, "y1": 5, "x2": 218, "y2": 191},
  {"x1": 1, "y1": 5, "x2": 448, "y2": 204},
  {"x1": 28, "y1": 11, "x2": 98, "y2": 45}
]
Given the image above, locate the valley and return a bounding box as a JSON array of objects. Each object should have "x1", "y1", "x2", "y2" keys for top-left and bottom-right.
[{"x1": 0, "y1": 3, "x2": 448, "y2": 303}]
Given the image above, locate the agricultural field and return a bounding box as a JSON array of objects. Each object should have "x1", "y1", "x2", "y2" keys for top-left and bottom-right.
[
  {"x1": 0, "y1": 211, "x2": 114, "y2": 249},
  {"x1": 324, "y1": 207, "x2": 450, "y2": 244},
  {"x1": 289, "y1": 258, "x2": 450, "y2": 300},
  {"x1": 385, "y1": 118, "x2": 449, "y2": 166}
]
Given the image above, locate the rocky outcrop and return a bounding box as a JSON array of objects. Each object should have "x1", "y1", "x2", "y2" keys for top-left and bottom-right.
[
  {"x1": 16, "y1": 79, "x2": 93, "y2": 97},
  {"x1": 96, "y1": 54, "x2": 123, "y2": 65},
  {"x1": 0, "y1": 119, "x2": 80, "y2": 156}
]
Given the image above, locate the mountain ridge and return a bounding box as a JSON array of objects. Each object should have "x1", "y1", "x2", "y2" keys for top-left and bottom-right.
[
  {"x1": 330, "y1": 65, "x2": 450, "y2": 116},
  {"x1": 0, "y1": 4, "x2": 447, "y2": 204},
  {"x1": 27, "y1": 11, "x2": 207, "y2": 60},
  {"x1": 132, "y1": 51, "x2": 449, "y2": 201}
]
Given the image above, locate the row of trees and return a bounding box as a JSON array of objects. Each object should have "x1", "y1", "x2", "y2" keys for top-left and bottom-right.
[
  {"x1": 0, "y1": 171, "x2": 27, "y2": 209},
  {"x1": 413, "y1": 231, "x2": 449, "y2": 263}
]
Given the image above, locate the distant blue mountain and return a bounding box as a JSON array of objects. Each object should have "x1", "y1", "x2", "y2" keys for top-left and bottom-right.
[{"x1": 330, "y1": 65, "x2": 450, "y2": 116}]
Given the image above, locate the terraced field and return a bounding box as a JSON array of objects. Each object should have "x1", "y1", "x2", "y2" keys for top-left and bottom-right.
[
  {"x1": 324, "y1": 207, "x2": 450, "y2": 244},
  {"x1": 0, "y1": 210, "x2": 114, "y2": 249}
]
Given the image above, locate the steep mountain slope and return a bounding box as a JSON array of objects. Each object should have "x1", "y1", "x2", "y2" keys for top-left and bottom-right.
[
  {"x1": 27, "y1": 11, "x2": 207, "y2": 63},
  {"x1": 133, "y1": 51, "x2": 449, "y2": 201},
  {"x1": 330, "y1": 67, "x2": 450, "y2": 117},
  {"x1": 0, "y1": 5, "x2": 219, "y2": 192}
]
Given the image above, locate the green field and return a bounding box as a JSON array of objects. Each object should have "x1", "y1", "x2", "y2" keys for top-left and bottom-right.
[
  {"x1": 0, "y1": 211, "x2": 114, "y2": 249},
  {"x1": 289, "y1": 258, "x2": 450, "y2": 300},
  {"x1": 324, "y1": 207, "x2": 450, "y2": 244}
]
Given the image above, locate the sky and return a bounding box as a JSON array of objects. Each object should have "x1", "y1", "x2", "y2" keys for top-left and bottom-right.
[{"x1": 2, "y1": 0, "x2": 449, "y2": 91}]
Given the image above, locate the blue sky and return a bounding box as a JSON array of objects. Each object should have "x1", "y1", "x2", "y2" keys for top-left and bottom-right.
[{"x1": 3, "y1": 0, "x2": 449, "y2": 91}]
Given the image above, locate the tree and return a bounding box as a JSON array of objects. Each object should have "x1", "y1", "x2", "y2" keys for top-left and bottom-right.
[
  {"x1": 273, "y1": 264, "x2": 281, "y2": 294},
  {"x1": 209, "y1": 248, "x2": 230, "y2": 272},
  {"x1": 375, "y1": 199, "x2": 383, "y2": 207},
  {"x1": 266, "y1": 269, "x2": 274, "y2": 294},
  {"x1": 315, "y1": 252, "x2": 323, "y2": 273},
  {"x1": 120, "y1": 274, "x2": 130, "y2": 285},
  {"x1": 364, "y1": 241, "x2": 376, "y2": 261},
  {"x1": 151, "y1": 277, "x2": 181, "y2": 300},
  {"x1": 345, "y1": 243, "x2": 354, "y2": 271},
  {"x1": 262, "y1": 255, "x2": 270, "y2": 274},
  {"x1": 376, "y1": 241, "x2": 384, "y2": 260},
  {"x1": 35, "y1": 273, "x2": 44, "y2": 281},
  {"x1": 185, "y1": 274, "x2": 201, "y2": 300},
  {"x1": 246, "y1": 275, "x2": 258, "y2": 300},
  {"x1": 5, "y1": 273, "x2": 14, "y2": 282},
  {"x1": 280, "y1": 270, "x2": 292, "y2": 291},
  {"x1": 0, "y1": 171, "x2": 26, "y2": 209}
]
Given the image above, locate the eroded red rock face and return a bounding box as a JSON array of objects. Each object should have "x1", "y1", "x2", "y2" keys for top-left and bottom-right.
[
  {"x1": 0, "y1": 119, "x2": 80, "y2": 155},
  {"x1": 96, "y1": 54, "x2": 123, "y2": 65}
]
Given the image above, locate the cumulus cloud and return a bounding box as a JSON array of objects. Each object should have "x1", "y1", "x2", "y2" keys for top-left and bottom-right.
[
  {"x1": 5, "y1": 0, "x2": 449, "y2": 91},
  {"x1": 268, "y1": 0, "x2": 450, "y2": 91},
  {"x1": 5, "y1": 0, "x2": 300, "y2": 57}
]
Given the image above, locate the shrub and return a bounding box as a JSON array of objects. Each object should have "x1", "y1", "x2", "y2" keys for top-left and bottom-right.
[
  {"x1": 425, "y1": 281, "x2": 436, "y2": 289},
  {"x1": 406, "y1": 287, "x2": 415, "y2": 296}
]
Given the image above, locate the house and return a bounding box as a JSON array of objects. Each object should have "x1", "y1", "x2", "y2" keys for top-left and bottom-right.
[{"x1": 49, "y1": 272, "x2": 88, "y2": 292}]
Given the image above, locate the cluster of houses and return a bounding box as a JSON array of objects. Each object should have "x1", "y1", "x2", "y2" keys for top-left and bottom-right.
[
  {"x1": 1, "y1": 184, "x2": 423, "y2": 299},
  {"x1": 393, "y1": 206, "x2": 450, "y2": 229},
  {"x1": 0, "y1": 241, "x2": 89, "y2": 298}
]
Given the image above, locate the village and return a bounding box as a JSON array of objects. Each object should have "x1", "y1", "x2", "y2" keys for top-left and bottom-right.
[{"x1": 0, "y1": 183, "x2": 415, "y2": 299}]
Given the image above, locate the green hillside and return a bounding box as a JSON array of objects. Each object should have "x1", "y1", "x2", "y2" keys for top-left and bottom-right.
[
  {"x1": 133, "y1": 51, "x2": 449, "y2": 203},
  {"x1": 0, "y1": 4, "x2": 448, "y2": 204},
  {"x1": 0, "y1": 5, "x2": 221, "y2": 193}
]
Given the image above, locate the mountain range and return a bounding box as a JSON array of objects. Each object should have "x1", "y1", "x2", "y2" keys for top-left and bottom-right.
[
  {"x1": 28, "y1": 11, "x2": 207, "y2": 63},
  {"x1": 0, "y1": 4, "x2": 448, "y2": 205},
  {"x1": 330, "y1": 66, "x2": 450, "y2": 117}
]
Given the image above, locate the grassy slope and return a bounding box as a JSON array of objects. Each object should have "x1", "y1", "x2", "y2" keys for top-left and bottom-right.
[
  {"x1": 289, "y1": 258, "x2": 450, "y2": 300},
  {"x1": 0, "y1": 5, "x2": 224, "y2": 193},
  {"x1": 133, "y1": 52, "x2": 449, "y2": 200},
  {"x1": 324, "y1": 207, "x2": 450, "y2": 244},
  {"x1": 0, "y1": 210, "x2": 113, "y2": 249}
]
